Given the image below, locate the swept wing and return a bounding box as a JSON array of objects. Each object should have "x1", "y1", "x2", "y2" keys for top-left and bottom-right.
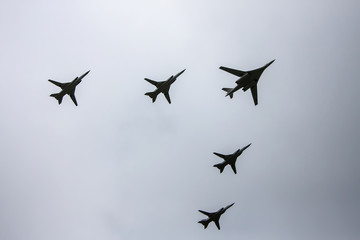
[{"x1": 219, "y1": 66, "x2": 247, "y2": 77}]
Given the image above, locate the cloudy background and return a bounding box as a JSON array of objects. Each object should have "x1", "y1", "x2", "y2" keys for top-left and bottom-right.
[{"x1": 0, "y1": 0, "x2": 359, "y2": 239}]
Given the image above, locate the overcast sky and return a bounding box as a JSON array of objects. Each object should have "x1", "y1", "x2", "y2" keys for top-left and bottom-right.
[{"x1": 0, "y1": 0, "x2": 360, "y2": 239}]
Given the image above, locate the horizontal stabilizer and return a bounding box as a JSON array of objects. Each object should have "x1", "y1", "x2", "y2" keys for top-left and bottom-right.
[
  {"x1": 145, "y1": 91, "x2": 158, "y2": 103},
  {"x1": 198, "y1": 219, "x2": 210, "y2": 229},
  {"x1": 222, "y1": 88, "x2": 233, "y2": 98},
  {"x1": 213, "y1": 163, "x2": 226, "y2": 173},
  {"x1": 50, "y1": 93, "x2": 63, "y2": 105}
]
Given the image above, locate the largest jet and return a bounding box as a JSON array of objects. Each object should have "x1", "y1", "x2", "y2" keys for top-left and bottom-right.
[
  {"x1": 198, "y1": 203, "x2": 235, "y2": 230},
  {"x1": 220, "y1": 59, "x2": 275, "y2": 105},
  {"x1": 144, "y1": 69, "x2": 186, "y2": 104},
  {"x1": 213, "y1": 143, "x2": 251, "y2": 174},
  {"x1": 48, "y1": 70, "x2": 90, "y2": 106}
]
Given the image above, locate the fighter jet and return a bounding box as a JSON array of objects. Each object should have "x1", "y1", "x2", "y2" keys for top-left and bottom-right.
[
  {"x1": 220, "y1": 59, "x2": 275, "y2": 105},
  {"x1": 213, "y1": 143, "x2": 251, "y2": 174},
  {"x1": 144, "y1": 69, "x2": 186, "y2": 104},
  {"x1": 48, "y1": 70, "x2": 90, "y2": 106},
  {"x1": 198, "y1": 203, "x2": 235, "y2": 230}
]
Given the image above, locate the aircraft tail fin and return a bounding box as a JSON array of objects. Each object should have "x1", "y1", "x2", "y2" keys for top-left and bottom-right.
[
  {"x1": 198, "y1": 219, "x2": 211, "y2": 229},
  {"x1": 145, "y1": 91, "x2": 158, "y2": 103},
  {"x1": 50, "y1": 93, "x2": 63, "y2": 104},
  {"x1": 213, "y1": 163, "x2": 226, "y2": 173},
  {"x1": 222, "y1": 88, "x2": 233, "y2": 99}
]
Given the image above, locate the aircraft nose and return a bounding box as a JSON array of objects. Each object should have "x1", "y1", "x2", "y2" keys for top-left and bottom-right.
[
  {"x1": 80, "y1": 70, "x2": 90, "y2": 79},
  {"x1": 243, "y1": 143, "x2": 251, "y2": 149},
  {"x1": 267, "y1": 59, "x2": 275, "y2": 66},
  {"x1": 177, "y1": 69, "x2": 186, "y2": 76}
]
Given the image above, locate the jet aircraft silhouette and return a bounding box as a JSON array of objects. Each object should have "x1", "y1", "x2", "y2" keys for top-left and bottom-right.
[
  {"x1": 213, "y1": 143, "x2": 251, "y2": 174},
  {"x1": 220, "y1": 59, "x2": 275, "y2": 105},
  {"x1": 198, "y1": 203, "x2": 235, "y2": 230},
  {"x1": 144, "y1": 69, "x2": 186, "y2": 104},
  {"x1": 48, "y1": 70, "x2": 90, "y2": 106}
]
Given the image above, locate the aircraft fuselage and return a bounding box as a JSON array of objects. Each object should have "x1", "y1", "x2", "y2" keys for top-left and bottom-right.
[
  {"x1": 222, "y1": 145, "x2": 249, "y2": 163},
  {"x1": 154, "y1": 76, "x2": 175, "y2": 94},
  {"x1": 222, "y1": 149, "x2": 242, "y2": 165},
  {"x1": 57, "y1": 78, "x2": 81, "y2": 96},
  {"x1": 233, "y1": 62, "x2": 273, "y2": 93}
]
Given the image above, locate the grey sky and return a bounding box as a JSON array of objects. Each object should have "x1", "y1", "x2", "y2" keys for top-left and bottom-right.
[{"x1": 0, "y1": 0, "x2": 360, "y2": 239}]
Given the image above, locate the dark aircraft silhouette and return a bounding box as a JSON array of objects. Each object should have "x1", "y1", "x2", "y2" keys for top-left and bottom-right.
[
  {"x1": 220, "y1": 59, "x2": 275, "y2": 105},
  {"x1": 144, "y1": 69, "x2": 186, "y2": 104},
  {"x1": 198, "y1": 203, "x2": 235, "y2": 230},
  {"x1": 48, "y1": 70, "x2": 90, "y2": 106},
  {"x1": 213, "y1": 143, "x2": 251, "y2": 174}
]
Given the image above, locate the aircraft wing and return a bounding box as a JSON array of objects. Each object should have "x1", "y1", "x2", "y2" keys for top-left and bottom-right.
[
  {"x1": 219, "y1": 66, "x2": 247, "y2": 77},
  {"x1": 161, "y1": 84, "x2": 172, "y2": 104},
  {"x1": 144, "y1": 78, "x2": 159, "y2": 86},
  {"x1": 60, "y1": 84, "x2": 79, "y2": 106},
  {"x1": 250, "y1": 86, "x2": 258, "y2": 105},
  {"x1": 163, "y1": 92, "x2": 171, "y2": 104},
  {"x1": 198, "y1": 210, "x2": 211, "y2": 216},
  {"x1": 48, "y1": 80, "x2": 69, "y2": 89},
  {"x1": 69, "y1": 93, "x2": 78, "y2": 106},
  {"x1": 230, "y1": 164, "x2": 237, "y2": 174},
  {"x1": 214, "y1": 220, "x2": 221, "y2": 230},
  {"x1": 213, "y1": 152, "x2": 226, "y2": 159}
]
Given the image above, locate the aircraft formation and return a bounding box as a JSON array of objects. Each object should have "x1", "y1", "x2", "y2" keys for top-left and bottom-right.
[{"x1": 48, "y1": 60, "x2": 275, "y2": 230}]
